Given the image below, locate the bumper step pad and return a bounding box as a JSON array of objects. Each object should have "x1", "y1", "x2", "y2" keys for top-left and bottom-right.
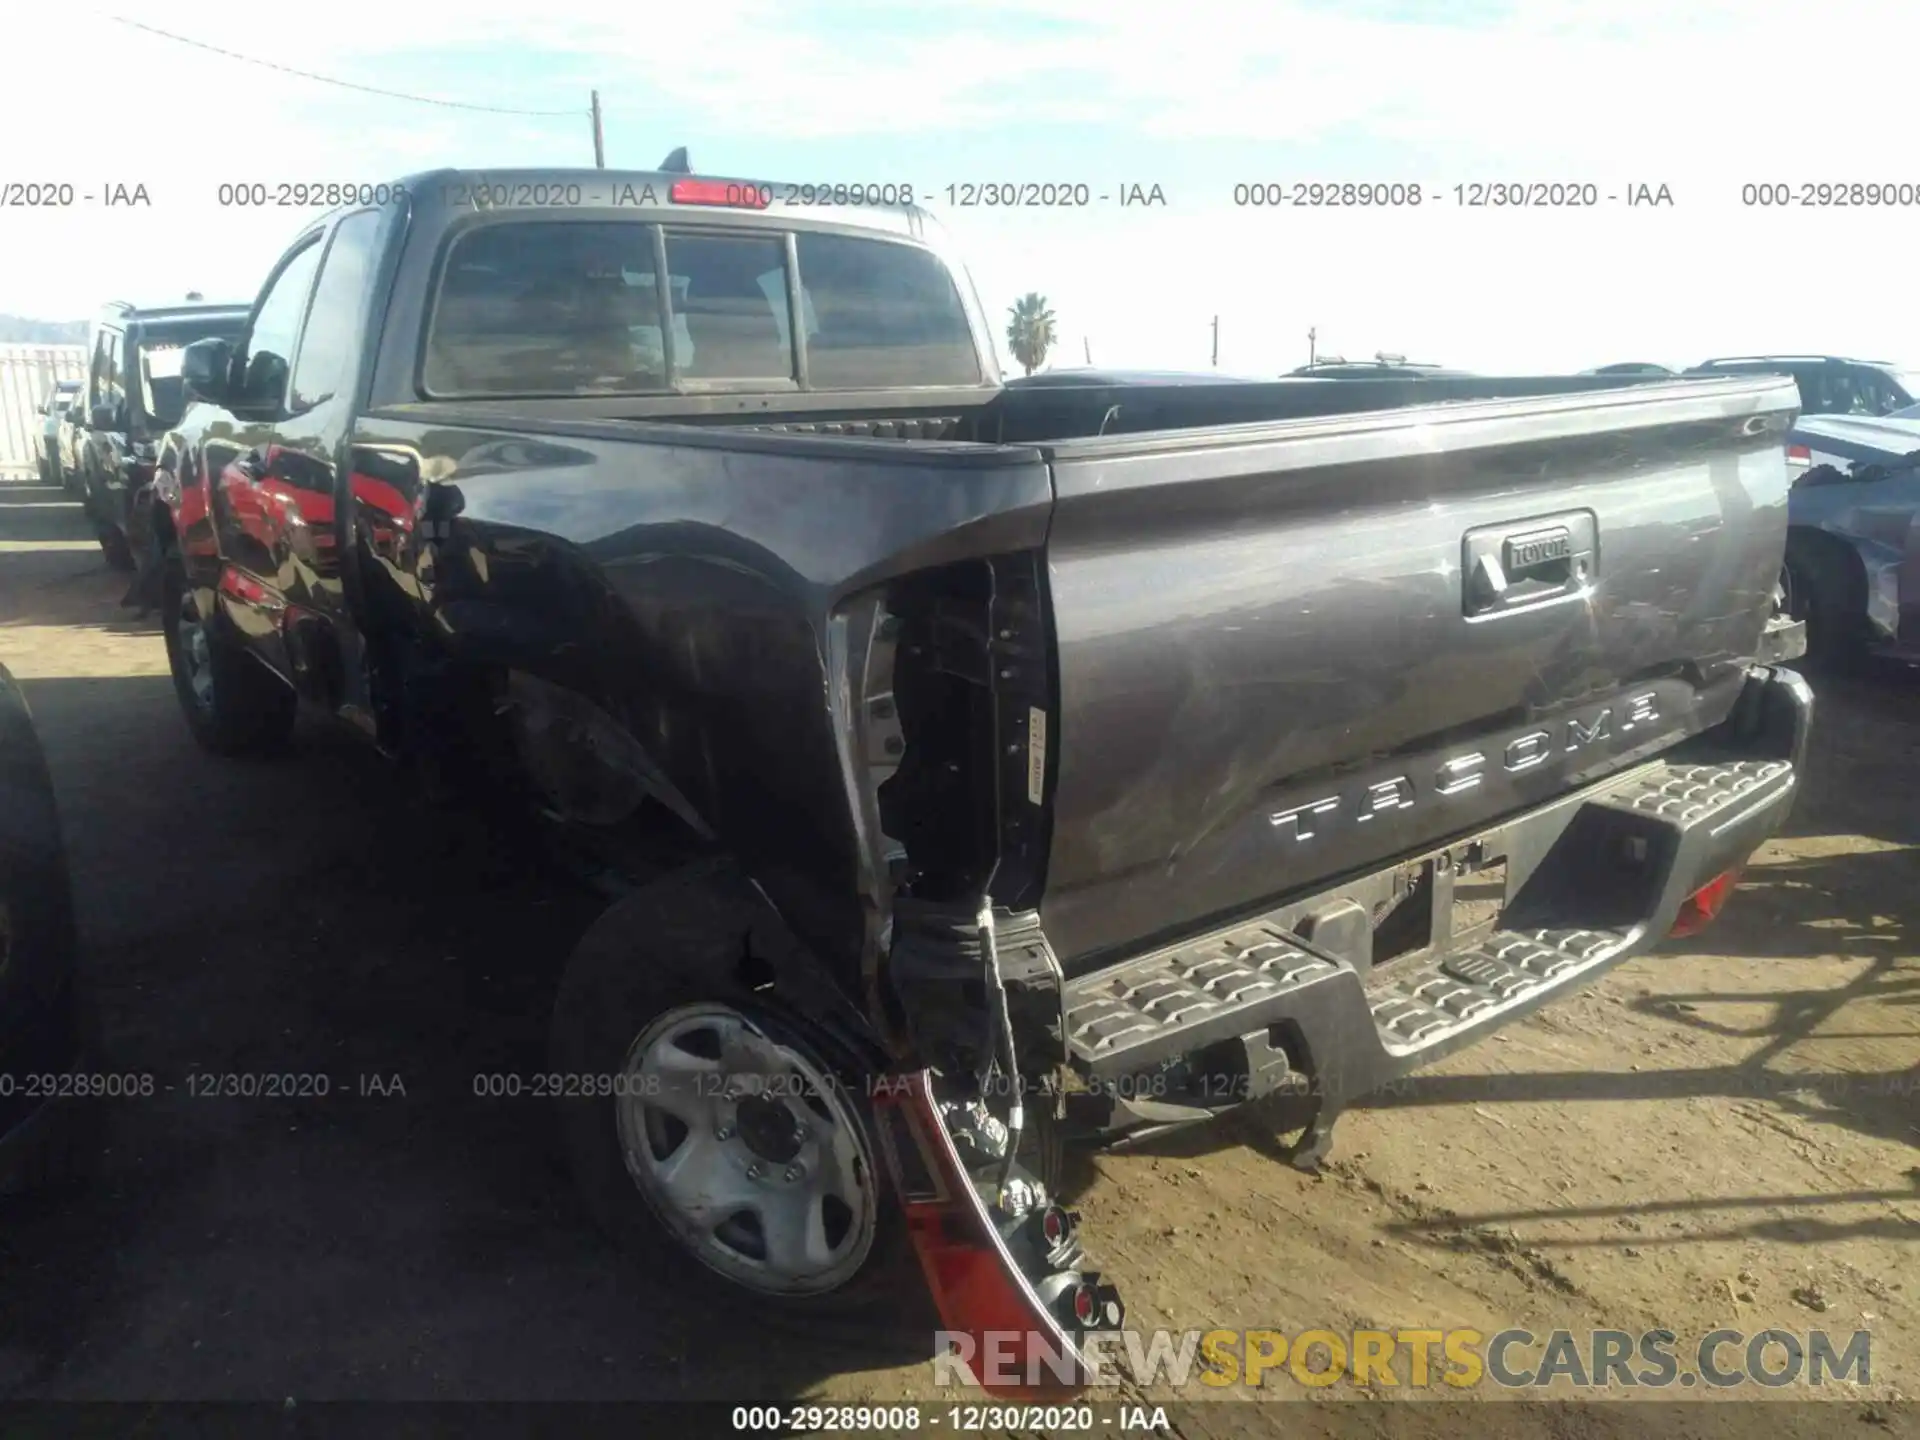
[
  {"x1": 1061, "y1": 750, "x2": 1800, "y2": 1137},
  {"x1": 1367, "y1": 926, "x2": 1627, "y2": 1051}
]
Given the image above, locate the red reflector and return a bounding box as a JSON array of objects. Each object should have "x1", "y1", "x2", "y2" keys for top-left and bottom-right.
[
  {"x1": 668, "y1": 178, "x2": 770, "y2": 209},
  {"x1": 1072, "y1": 1286, "x2": 1096, "y2": 1324},
  {"x1": 1785, "y1": 444, "x2": 1812, "y2": 464},
  {"x1": 1669, "y1": 868, "x2": 1740, "y2": 938}
]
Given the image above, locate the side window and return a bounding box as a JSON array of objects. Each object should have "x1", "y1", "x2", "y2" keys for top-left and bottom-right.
[
  {"x1": 1819, "y1": 371, "x2": 1867, "y2": 415},
  {"x1": 291, "y1": 211, "x2": 382, "y2": 412},
  {"x1": 241, "y1": 239, "x2": 325, "y2": 410},
  {"x1": 1860, "y1": 373, "x2": 1899, "y2": 416},
  {"x1": 88, "y1": 327, "x2": 123, "y2": 418}
]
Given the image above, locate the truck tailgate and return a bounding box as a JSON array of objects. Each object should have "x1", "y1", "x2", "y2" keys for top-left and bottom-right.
[{"x1": 1037, "y1": 376, "x2": 1799, "y2": 969}]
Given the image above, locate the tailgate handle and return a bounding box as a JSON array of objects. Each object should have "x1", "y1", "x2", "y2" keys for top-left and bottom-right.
[{"x1": 1463, "y1": 511, "x2": 1597, "y2": 618}]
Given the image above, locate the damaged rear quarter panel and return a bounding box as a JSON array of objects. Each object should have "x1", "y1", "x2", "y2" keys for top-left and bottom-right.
[{"x1": 352, "y1": 410, "x2": 1052, "y2": 990}]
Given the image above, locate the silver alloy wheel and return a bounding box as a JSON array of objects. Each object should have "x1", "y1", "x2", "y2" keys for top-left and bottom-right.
[
  {"x1": 176, "y1": 597, "x2": 214, "y2": 712},
  {"x1": 616, "y1": 1003, "x2": 879, "y2": 1296}
]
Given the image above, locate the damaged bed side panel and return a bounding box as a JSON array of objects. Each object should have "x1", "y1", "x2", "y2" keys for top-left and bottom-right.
[{"x1": 348, "y1": 412, "x2": 1055, "y2": 997}]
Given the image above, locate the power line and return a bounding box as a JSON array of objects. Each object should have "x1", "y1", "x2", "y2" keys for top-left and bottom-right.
[{"x1": 108, "y1": 17, "x2": 582, "y2": 117}]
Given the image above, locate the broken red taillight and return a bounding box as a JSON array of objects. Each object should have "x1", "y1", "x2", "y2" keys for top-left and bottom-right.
[
  {"x1": 869, "y1": 1072, "x2": 1118, "y2": 1397},
  {"x1": 1785, "y1": 443, "x2": 1812, "y2": 466},
  {"x1": 1669, "y1": 868, "x2": 1741, "y2": 938},
  {"x1": 667, "y1": 178, "x2": 770, "y2": 209}
]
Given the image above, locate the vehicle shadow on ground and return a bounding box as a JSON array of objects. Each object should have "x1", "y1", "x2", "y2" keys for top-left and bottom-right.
[{"x1": 0, "y1": 674, "x2": 930, "y2": 1402}]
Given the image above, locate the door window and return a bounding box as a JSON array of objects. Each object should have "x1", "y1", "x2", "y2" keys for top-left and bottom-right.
[
  {"x1": 88, "y1": 327, "x2": 124, "y2": 419},
  {"x1": 240, "y1": 239, "x2": 325, "y2": 410},
  {"x1": 291, "y1": 211, "x2": 382, "y2": 412}
]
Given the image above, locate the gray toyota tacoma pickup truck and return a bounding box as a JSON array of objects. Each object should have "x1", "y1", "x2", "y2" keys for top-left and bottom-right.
[{"x1": 148, "y1": 161, "x2": 1811, "y2": 1389}]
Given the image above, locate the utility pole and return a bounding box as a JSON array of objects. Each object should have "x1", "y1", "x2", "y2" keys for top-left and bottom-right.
[
  {"x1": 1308, "y1": 326, "x2": 1317, "y2": 367},
  {"x1": 1211, "y1": 315, "x2": 1219, "y2": 368},
  {"x1": 1083, "y1": 336, "x2": 1091, "y2": 364},
  {"x1": 590, "y1": 90, "x2": 605, "y2": 168}
]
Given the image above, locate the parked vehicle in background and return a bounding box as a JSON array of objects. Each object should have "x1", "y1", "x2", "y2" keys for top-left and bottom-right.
[
  {"x1": 1779, "y1": 412, "x2": 1920, "y2": 667},
  {"x1": 1288, "y1": 352, "x2": 1473, "y2": 378},
  {"x1": 56, "y1": 392, "x2": 90, "y2": 494},
  {"x1": 36, "y1": 380, "x2": 82, "y2": 485},
  {"x1": 1687, "y1": 355, "x2": 1919, "y2": 421},
  {"x1": 1581, "y1": 363, "x2": 1673, "y2": 376},
  {"x1": 76, "y1": 300, "x2": 248, "y2": 575},
  {"x1": 149, "y1": 165, "x2": 1809, "y2": 1388},
  {"x1": 0, "y1": 663, "x2": 94, "y2": 1194}
]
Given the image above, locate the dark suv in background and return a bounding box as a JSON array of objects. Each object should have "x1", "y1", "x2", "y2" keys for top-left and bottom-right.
[
  {"x1": 1685, "y1": 355, "x2": 1919, "y2": 417},
  {"x1": 77, "y1": 300, "x2": 249, "y2": 573}
]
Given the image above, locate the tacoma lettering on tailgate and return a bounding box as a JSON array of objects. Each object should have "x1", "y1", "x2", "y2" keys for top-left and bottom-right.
[{"x1": 1269, "y1": 692, "x2": 1660, "y2": 844}]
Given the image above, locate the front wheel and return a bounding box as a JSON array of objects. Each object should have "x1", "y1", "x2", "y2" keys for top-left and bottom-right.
[
  {"x1": 161, "y1": 561, "x2": 296, "y2": 756},
  {"x1": 550, "y1": 867, "x2": 920, "y2": 1335}
]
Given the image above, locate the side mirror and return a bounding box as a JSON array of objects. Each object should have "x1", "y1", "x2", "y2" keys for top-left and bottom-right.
[
  {"x1": 90, "y1": 403, "x2": 118, "y2": 430},
  {"x1": 181, "y1": 336, "x2": 234, "y2": 405}
]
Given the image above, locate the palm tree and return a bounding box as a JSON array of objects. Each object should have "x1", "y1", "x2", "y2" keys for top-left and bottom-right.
[{"x1": 1005, "y1": 293, "x2": 1057, "y2": 376}]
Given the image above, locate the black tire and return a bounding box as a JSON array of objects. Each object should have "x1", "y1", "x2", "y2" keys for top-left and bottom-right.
[
  {"x1": 96, "y1": 524, "x2": 135, "y2": 573},
  {"x1": 0, "y1": 982, "x2": 104, "y2": 1199},
  {"x1": 549, "y1": 862, "x2": 924, "y2": 1339},
  {"x1": 1783, "y1": 534, "x2": 1869, "y2": 673},
  {"x1": 161, "y1": 561, "x2": 296, "y2": 756}
]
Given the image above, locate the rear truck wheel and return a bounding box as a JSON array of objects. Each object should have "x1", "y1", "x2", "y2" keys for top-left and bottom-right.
[
  {"x1": 550, "y1": 864, "x2": 921, "y2": 1337},
  {"x1": 161, "y1": 560, "x2": 296, "y2": 756},
  {"x1": 1782, "y1": 534, "x2": 1868, "y2": 672},
  {"x1": 0, "y1": 979, "x2": 105, "y2": 1198}
]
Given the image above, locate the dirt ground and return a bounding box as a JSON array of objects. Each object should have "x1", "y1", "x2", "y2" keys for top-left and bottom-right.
[{"x1": 0, "y1": 474, "x2": 1915, "y2": 1431}]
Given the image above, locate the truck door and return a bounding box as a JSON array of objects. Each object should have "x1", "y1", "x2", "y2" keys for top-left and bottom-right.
[
  {"x1": 210, "y1": 232, "x2": 324, "y2": 675},
  {"x1": 267, "y1": 208, "x2": 386, "y2": 711}
]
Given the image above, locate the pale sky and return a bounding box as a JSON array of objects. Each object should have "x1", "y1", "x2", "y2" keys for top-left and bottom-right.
[{"x1": 4, "y1": 0, "x2": 1914, "y2": 376}]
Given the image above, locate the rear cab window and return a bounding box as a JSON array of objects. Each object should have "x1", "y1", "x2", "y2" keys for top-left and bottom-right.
[{"x1": 422, "y1": 219, "x2": 980, "y2": 397}]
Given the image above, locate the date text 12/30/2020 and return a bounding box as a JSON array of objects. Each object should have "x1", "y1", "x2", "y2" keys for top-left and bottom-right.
[{"x1": 1231, "y1": 182, "x2": 1675, "y2": 207}]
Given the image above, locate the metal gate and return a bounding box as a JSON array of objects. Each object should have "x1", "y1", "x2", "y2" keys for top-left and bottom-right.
[{"x1": 0, "y1": 345, "x2": 88, "y2": 477}]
